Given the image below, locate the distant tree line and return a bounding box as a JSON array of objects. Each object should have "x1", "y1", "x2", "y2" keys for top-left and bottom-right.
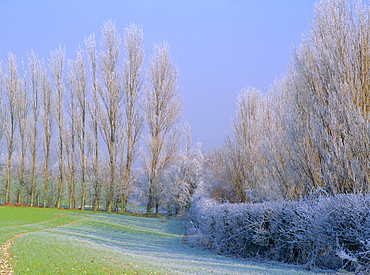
[{"x1": 0, "y1": 20, "x2": 204, "y2": 214}]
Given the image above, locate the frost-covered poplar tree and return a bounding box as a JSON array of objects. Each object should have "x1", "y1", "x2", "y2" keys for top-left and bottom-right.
[
  {"x1": 40, "y1": 61, "x2": 53, "y2": 208},
  {"x1": 49, "y1": 46, "x2": 66, "y2": 208},
  {"x1": 4, "y1": 53, "x2": 19, "y2": 203},
  {"x1": 86, "y1": 33, "x2": 102, "y2": 211},
  {"x1": 284, "y1": 0, "x2": 370, "y2": 195},
  {"x1": 142, "y1": 42, "x2": 182, "y2": 214},
  {"x1": 0, "y1": 62, "x2": 3, "y2": 160},
  {"x1": 27, "y1": 51, "x2": 41, "y2": 207},
  {"x1": 15, "y1": 70, "x2": 28, "y2": 204},
  {"x1": 65, "y1": 74, "x2": 77, "y2": 209},
  {"x1": 223, "y1": 88, "x2": 271, "y2": 202},
  {"x1": 0, "y1": 64, "x2": 3, "y2": 186},
  {"x1": 69, "y1": 49, "x2": 88, "y2": 210},
  {"x1": 262, "y1": 81, "x2": 297, "y2": 199},
  {"x1": 98, "y1": 20, "x2": 124, "y2": 213},
  {"x1": 120, "y1": 23, "x2": 144, "y2": 213}
]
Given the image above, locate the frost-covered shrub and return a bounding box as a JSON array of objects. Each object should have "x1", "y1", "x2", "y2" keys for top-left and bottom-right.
[
  {"x1": 187, "y1": 194, "x2": 370, "y2": 271},
  {"x1": 314, "y1": 194, "x2": 370, "y2": 270},
  {"x1": 185, "y1": 196, "x2": 217, "y2": 247}
]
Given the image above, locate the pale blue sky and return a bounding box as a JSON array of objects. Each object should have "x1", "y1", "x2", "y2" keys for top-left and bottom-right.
[{"x1": 0, "y1": 0, "x2": 316, "y2": 150}]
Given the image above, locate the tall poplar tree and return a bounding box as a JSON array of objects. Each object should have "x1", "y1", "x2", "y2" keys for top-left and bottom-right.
[
  {"x1": 4, "y1": 53, "x2": 19, "y2": 203},
  {"x1": 142, "y1": 42, "x2": 182, "y2": 214},
  {"x1": 120, "y1": 23, "x2": 144, "y2": 212},
  {"x1": 98, "y1": 20, "x2": 123, "y2": 212}
]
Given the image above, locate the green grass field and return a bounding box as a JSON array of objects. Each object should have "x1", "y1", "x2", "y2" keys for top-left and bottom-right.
[{"x1": 0, "y1": 206, "x2": 344, "y2": 274}]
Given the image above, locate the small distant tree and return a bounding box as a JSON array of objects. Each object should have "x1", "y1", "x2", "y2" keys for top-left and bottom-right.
[
  {"x1": 179, "y1": 127, "x2": 204, "y2": 201},
  {"x1": 168, "y1": 130, "x2": 204, "y2": 215},
  {"x1": 141, "y1": 42, "x2": 182, "y2": 214},
  {"x1": 203, "y1": 146, "x2": 238, "y2": 203}
]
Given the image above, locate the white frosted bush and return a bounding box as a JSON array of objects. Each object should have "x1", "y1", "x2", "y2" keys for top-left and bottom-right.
[{"x1": 187, "y1": 194, "x2": 370, "y2": 271}]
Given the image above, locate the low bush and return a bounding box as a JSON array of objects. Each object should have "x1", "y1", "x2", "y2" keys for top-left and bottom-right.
[{"x1": 186, "y1": 194, "x2": 370, "y2": 272}]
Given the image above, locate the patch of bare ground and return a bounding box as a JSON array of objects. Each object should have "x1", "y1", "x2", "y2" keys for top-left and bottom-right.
[{"x1": 0, "y1": 238, "x2": 14, "y2": 275}]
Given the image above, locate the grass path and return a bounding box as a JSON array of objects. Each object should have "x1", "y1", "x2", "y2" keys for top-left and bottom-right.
[
  {"x1": 0, "y1": 208, "x2": 83, "y2": 274},
  {"x1": 0, "y1": 207, "x2": 346, "y2": 274},
  {"x1": 0, "y1": 217, "x2": 83, "y2": 275}
]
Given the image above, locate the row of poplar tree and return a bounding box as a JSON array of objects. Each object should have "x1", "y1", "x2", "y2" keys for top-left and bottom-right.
[
  {"x1": 206, "y1": 0, "x2": 369, "y2": 203},
  {"x1": 2, "y1": 0, "x2": 368, "y2": 213},
  {"x1": 0, "y1": 20, "x2": 186, "y2": 213}
]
